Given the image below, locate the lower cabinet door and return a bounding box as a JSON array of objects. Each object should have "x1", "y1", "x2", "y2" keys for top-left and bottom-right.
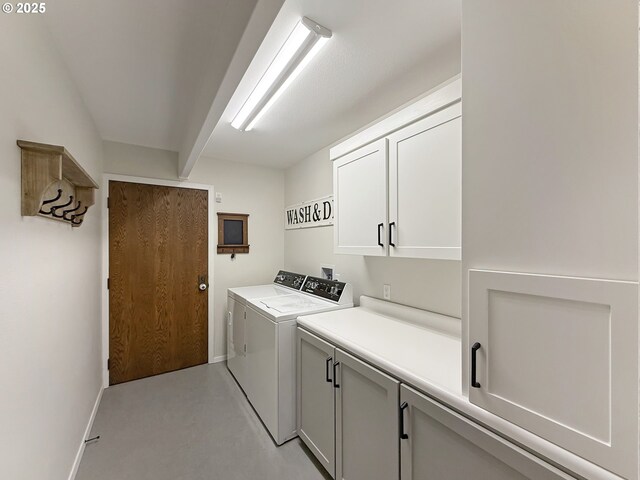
[
  {"x1": 399, "y1": 385, "x2": 574, "y2": 480},
  {"x1": 297, "y1": 328, "x2": 336, "y2": 478},
  {"x1": 335, "y1": 348, "x2": 399, "y2": 480}
]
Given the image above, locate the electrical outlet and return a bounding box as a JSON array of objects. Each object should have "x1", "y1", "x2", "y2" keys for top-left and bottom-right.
[{"x1": 383, "y1": 284, "x2": 391, "y2": 300}]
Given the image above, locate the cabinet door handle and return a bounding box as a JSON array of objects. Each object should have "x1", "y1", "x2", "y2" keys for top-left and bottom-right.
[
  {"x1": 389, "y1": 222, "x2": 396, "y2": 247},
  {"x1": 333, "y1": 361, "x2": 340, "y2": 388},
  {"x1": 399, "y1": 402, "x2": 409, "y2": 439},
  {"x1": 325, "y1": 356, "x2": 333, "y2": 383},
  {"x1": 471, "y1": 342, "x2": 481, "y2": 388},
  {"x1": 377, "y1": 223, "x2": 384, "y2": 247}
]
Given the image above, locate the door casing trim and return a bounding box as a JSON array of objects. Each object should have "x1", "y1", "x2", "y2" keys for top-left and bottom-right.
[{"x1": 101, "y1": 174, "x2": 216, "y2": 388}]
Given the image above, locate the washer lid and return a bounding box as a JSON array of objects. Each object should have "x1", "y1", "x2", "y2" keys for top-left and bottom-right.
[{"x1": 258, "y1": 293, "x2": 327, "y2": 314}]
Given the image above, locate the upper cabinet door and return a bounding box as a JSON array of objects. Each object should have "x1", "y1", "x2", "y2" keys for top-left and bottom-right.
[
  {"x1": 468, "y1": 270, "x2": 639, "y2": 479},
  {"x1": 388, "y1": 102, "x2": 461, "y2": 260},
  {"x1": 333, "y1": 139, "x2": 388, "y2": 256}
]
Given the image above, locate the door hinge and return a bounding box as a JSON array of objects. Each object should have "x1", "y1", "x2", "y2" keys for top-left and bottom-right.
[
  {"x1": 107, "y1": 197, "x2": 110, "y2": 209},
  {"x1": 107, "y1": 278, "x2": 110, "y2": 289},
  {"x1": 107, "y1": 358, "x2": 110, "y2": 370}
]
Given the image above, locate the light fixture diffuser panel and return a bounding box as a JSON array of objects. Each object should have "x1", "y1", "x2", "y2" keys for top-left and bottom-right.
[{"x1": 231, "y1": 17, "x2": 332, "y2": 132}]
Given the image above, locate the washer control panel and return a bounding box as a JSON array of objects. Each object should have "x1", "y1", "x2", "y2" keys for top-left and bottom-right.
[
  {"x1": 274, "y1": 270, "x2": 306, "y2": 290},
  {"x1": 302, "y1": 276, "x2": 346, "y2": 302}
]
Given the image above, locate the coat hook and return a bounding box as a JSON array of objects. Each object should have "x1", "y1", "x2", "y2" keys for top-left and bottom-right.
[
  {"x1": 39, "y1": 189, "x2": 63, "y2": 215},
  {"x1": 71, "y1": 206, "x2": 88, "y2": 226},
  {"x1": 62, "y1": 201, "x2": 82, "y2": 221},
  {"x1": 51, "y1": 195, "x2": 74, "y2": 218}
]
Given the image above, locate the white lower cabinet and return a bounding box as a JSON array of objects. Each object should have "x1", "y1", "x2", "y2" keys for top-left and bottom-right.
[
  {"x1": 297, "y1": 328, "x2": 400, "y2": 480},
  {"x1": 298, "y1": 327, "x2": 577, "y2": 480},
  {"x1": 335, "y1": 348, "x2": 400, "y2": 480},
  {"x1": 400, "y1": 385, "x2": 573, "y2": 480}
]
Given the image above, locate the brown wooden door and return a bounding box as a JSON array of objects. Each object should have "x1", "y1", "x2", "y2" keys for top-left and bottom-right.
[{"x1": 109, "y1": 181, "x2": 208, "y2": 385}]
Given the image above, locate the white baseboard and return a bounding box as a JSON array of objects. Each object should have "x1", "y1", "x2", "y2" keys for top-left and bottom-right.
[
  {"x1": 68, "y1": 387, "x2": 104, "y2": 480},
  {"x1": 212, "y1": 355, "x2": 227, "y2": 364}
]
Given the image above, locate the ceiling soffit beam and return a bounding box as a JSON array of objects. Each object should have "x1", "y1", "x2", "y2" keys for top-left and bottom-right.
[{"x1": 178, "y1": 0, "x2": 285, "y2": 179}]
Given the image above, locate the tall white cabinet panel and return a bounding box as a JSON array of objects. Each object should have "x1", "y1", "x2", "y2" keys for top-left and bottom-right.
[
  {"x1": 400, "y1": 385, "x2": 572, "y2": 480},
  {"x1": 335, "y1": 348, "x2": 399, "y2": 480},
  {"x1": 468, "y1": 269, "x2": 638, "y2": 479},
  {"x1": 388, "y1": 103, "x2": 461, "y2": 260},
  {"x1": 297, "y1": 329, "x2": 336, "y2": 478},
  {"x1": 227, "y1": 296, "x2": 247, "y2": 388},
  {"x1": 333, "y1": 139, "x2": 388, "y2": 256}
]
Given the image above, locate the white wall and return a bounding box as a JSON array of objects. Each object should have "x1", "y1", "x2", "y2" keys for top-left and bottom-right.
[
  {"x1": 285, "y1": 146, "x2": 461, "y2": 318},
  {"x1": 103, "y1": 143, "x2": 285, "y2": 357},
  {"x1": 0, "y1": 17, "x2": 103, "y2": 480},
  {"x1": 461, "y1": 0, "x2": 638, "y2": 388}
]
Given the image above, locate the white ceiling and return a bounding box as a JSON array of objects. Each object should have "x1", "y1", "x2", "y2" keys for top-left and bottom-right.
[
  {"x1": 45, "y1": 0, "x2": 259, "y2": 152},
  {"x1": 202, "y1": 0, "x2": 461, "y2": 168}
]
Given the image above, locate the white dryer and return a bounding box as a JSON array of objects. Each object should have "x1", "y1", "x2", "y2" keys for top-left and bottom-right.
[
  {"x1": 226, "y1": 271, "x2": 306, "y2": 390},
  {"x1": 244, "y1": 276, "x2": 353, "y2": 445}
]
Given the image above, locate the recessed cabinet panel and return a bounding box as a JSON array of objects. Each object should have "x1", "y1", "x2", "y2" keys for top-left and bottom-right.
[
  {"x1": 333, "y1": 139, "x2": 388, "y2": 256},
  {"x1": 388, "y1": 103, "x2": 461, "y2": 259},
  {"x1": 469, "y1": 269, "x2": 639, "y2": 479},
  {"x1": 227, "y1": 296, "x2": 247, "y2": 388},
  {"x1": 335, "y1": 348, "x2": 399, "y2": 480},
  {"x1": 297, "y1": 329, "x2": 336, "y2": 478},
  {"x1": 400, "y1": 385, "x2": 572, "y2": 480}
]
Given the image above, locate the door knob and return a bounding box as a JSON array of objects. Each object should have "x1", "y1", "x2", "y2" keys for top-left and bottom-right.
[
  {"x1": 198, "y1": 275, "x2": 208, "y2": 291},
  {"x1": 199, "y1": 283, "x2": 208, "y2": 291}
]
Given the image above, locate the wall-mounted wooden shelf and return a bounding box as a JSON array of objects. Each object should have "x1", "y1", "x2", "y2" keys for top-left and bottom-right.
[
  {"x1": 217, "y1": 212, "x2": 250, "y2": 254},
  {"x1": 18, "y1": 140, "x2": 98, "y2": 227}
]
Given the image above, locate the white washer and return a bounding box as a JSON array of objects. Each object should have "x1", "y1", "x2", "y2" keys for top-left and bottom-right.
[
  {"x1": 227, "y1": 271, "x2": 306, "y2": 390},
  {"x1": 243, "y1": 276, "x2": 353, "y2": 445}
]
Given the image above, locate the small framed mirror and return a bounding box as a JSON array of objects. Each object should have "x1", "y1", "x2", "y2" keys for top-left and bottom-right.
[{"x1": 217, "y1": 212, "x2": 249, "y2": 254}]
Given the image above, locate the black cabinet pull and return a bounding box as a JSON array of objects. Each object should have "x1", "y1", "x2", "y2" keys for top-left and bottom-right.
[
  {"x1": 325, "y1": 356, "x2": 333, "y2": 383},
  {"x1": 399, "y1": 402, "x2": 409, "y2": 439},
  {"x1": 333, "y1": 361, "x2": 340, "y2": 388},
  {"x1": 471, "y1": 342, "x2": 481, "y2": 388},
  {"x1": 389, "y1": 222, "x2": 396, "y2": 247},
  {"x1": 377, "y1": 223, "x2": 384, "y2": 247}
]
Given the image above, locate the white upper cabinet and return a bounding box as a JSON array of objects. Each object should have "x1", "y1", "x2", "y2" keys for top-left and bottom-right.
[
  {"x1": 388, "y1": 103, "x2": 461, "y2": 260},
  {"x1": 333, "y1": 139, "x2": 388, "y2": 256},
  {"x1": 331, "y1": 77, "x2": 461, "y2": 259}
]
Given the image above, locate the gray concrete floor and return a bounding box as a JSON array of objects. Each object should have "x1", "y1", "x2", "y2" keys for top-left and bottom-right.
[{"x1": 77, "y1": 363, "x2": 330, "y2": 480}]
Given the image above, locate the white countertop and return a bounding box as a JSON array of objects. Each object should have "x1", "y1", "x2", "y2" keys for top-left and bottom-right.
[
  {"x1": 297, "y1": 306, "x2": 462, "y2": 396},
  {"x1": 297, "y1": 298, "x2": 623, "y2": 480}
]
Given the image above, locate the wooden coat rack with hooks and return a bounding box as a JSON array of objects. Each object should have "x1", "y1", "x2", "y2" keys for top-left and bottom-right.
[{"x1": 18, "y1": 140, "x2": 98, "y2": 227}]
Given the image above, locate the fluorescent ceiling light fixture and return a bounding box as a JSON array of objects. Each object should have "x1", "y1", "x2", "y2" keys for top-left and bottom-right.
[{"x1": 231, "y1": 17, "x2": 332, "y2": 132}]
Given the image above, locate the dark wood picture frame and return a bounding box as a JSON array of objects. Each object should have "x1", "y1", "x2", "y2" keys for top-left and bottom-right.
[{"x1": 217, "y1": 212, "x2": 249, "y2": 254}]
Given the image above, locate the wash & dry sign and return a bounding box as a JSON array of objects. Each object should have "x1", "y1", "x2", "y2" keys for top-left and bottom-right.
[{"x1": 285, "y1": 195, "x2": 333, "y2": 229}]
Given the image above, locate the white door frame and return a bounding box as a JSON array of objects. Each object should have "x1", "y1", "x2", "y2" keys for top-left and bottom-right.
[{"x1": 101, "y1": 174, "x2": 216, "y2": 388}]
